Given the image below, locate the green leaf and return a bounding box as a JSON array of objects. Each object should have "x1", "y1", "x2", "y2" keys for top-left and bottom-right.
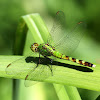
[
  {"x1": 78, "y1": 88, "x2": 100, "y2": 100},
  {"x1": 54, "y1": 84, "x2": 82, "y2": 100},
  {"x1": 0, "y1": 13, "x2": 100, "y2": 93}
]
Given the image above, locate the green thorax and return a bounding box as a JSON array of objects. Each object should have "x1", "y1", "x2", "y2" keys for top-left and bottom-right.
[
  {"x1": 37, "y1": 43, "x2": 64, "y2": 59},
  {"x1": 37, "y1": 44, "x2": 52, "y2": 56}
]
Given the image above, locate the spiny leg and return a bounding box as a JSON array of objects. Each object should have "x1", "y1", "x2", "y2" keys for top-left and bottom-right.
[
  {"x1": 47, "y1": 64, "x2": 53, "y2": 76},
  {"x1": 50, "y1": 59, "x2": 53, "y2": 76},
  {"x1": 44, "y1": 56, "x2": 54, "y2": 76}
]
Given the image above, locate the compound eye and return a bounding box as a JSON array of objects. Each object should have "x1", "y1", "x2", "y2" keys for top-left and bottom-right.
[{"x1": 35, "y1": 48, "x2": 37, "y2": 51}]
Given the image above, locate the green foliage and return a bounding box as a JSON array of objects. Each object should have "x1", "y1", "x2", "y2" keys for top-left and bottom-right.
[
  {"x1": 0, "y1": 0, "x2": 100, "y2": 100},
  {"x1": 0, "y1": 13, "x2": 100, "y2": 92},
  {"x1": 0, "y1": 0, "x2": 26, "y2": 55}
]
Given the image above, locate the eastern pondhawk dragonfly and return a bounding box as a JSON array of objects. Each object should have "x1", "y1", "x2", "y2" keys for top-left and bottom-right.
[{"x1": 6, "y1": 11, "x2": 96, "y2": 86}]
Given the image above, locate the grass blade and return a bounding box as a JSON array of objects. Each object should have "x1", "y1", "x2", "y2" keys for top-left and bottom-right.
[{"x1": 0, "y1": 13, "x2": 100, "y2": 92}]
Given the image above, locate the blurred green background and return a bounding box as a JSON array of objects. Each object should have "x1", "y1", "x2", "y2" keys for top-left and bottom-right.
[{"x1": 0, "y1": 0, "x2": 100, "y2": 100}]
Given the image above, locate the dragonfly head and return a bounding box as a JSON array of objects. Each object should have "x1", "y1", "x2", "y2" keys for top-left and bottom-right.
[{"x1": 30, "y1": 43, "x2": 39, "y2": 52}]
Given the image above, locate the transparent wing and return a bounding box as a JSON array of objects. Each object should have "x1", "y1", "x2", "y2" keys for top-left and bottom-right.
[
  {"x1": 6, "y1": 51, "x2": 55, "y2": 87},
  {"x1": 6, "y1": 52, "x2": 39, "y2": 77},
  {"x1": 55, "y1": 22, "x2": 86, "y2": 55},
  {"x1": 24, "y1": 57, "x2": 54, "y2": 87},
  {"x1": 48, "y1": 11, "x2": 86, "y2": 55},
  {"x1": 47, "y1": 11, "x2": 66, "y2": 45}
]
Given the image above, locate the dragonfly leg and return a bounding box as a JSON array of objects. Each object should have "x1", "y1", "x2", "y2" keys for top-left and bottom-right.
[
  {"x1": 47, "y1": 64, "x2": 53, "y2": 76},
  {"x1": 43, "y1": 56, "x2": 54, "y2": 76},
  {"x1": 34, "y1": 63, "x2": 39, "y2": 70},
  {"x1": 51, "y1": 65, "x2": 53, "y2": 76},
  {"x1": 50, "y1": 59, "x2": 53, "y2": 76}
]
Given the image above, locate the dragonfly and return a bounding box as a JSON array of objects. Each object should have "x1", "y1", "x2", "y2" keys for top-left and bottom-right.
[{"x1": 6, "y1": 11, "x2": 96, "y2": 86}]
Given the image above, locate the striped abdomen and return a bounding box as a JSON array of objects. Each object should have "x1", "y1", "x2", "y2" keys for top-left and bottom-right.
[
  {"x1": 42, "y1": 44, "x2": 96, "y2": 68},
  {"x1": 52, "y1": 51, "x2": 96, "y2": 67}
]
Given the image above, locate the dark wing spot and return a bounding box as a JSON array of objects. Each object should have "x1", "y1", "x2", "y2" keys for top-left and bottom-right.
[
  {"x1": 25, "y1": 75, "x2": 28, "y2": 80},
  {"x1": 7, "y1": 64, "x2": 11, "y2": 68}
]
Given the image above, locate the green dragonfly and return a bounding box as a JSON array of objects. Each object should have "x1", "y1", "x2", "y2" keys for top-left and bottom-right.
[{"x1": 6, "y1": 11, "x2": 96, "y2": 86}]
